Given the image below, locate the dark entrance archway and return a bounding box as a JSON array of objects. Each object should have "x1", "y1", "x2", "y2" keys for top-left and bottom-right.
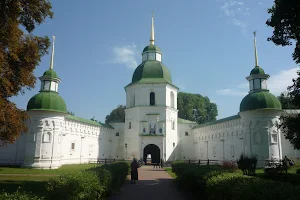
[{"x1": 143, "y1": 144, "x2": 160, "y2": 165}]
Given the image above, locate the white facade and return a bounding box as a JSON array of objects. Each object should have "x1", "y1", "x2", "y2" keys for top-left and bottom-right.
[{"x1": 1, "y1": 19, "x2": 300, "y2": 169}]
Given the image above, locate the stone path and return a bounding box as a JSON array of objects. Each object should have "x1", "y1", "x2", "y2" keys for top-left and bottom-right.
[{"x1": 109, "y1": 166, "x2": 193, "y2": 200}]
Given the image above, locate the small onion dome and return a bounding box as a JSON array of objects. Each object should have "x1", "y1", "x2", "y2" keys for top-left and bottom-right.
[
  {"x1": 240, "y1": 91, "x2": 282, "y2": 112},
  {"x1": 27, "y1": 91, "x2": 67, "y2": 113},
  {"x1": 143, "y1": 44, "x2": 161, "y2": 53},
  {"x1": 132, "y1": 60, "x2": 172, "y2": 84},
  {"x1": 43, "y1": 69, "x2": 59, "y2": 79},
  {"x1": 250, "y1": 66, "x2": 265, "y2": 75}
]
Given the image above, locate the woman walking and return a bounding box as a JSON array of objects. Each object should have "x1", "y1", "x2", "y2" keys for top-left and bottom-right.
[{"x1": 130, "y1": 158, "x2": 139, "y2": 184}]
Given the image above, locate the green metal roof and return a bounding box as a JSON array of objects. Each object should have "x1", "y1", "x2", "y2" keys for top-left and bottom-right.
[
  {"x1": 177, "y1": 118, "x2": 197, "y2": 124},
  {"x1": 43, "y1": 69, "x2": 59, "y2": 79},
  {"x1": 143, "y1": 44, "x2": 161, "y2": 53},
  {"x1": 131, "y1": 60, "x2": 172, "y2": 84},
  {"x1": 250, "y1": 66, "x2": 265, "y2": 75},
  {"x1": 192, "y1": 115, "x2": 241, "y2": 129},
  {"x1": 27, "y1": 91, "x2": 67, "y2": 113},
  {"x1": 66, "y1": 115, "x2": 114, "y2": 129},
  {"x1": 240, "y1": 90, "x2": 282, "y2": 112}
]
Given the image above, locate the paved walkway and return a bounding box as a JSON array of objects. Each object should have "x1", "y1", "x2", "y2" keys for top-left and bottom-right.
[{"x1": 109, "y1": 166, "x2": 192, "y2": 200}]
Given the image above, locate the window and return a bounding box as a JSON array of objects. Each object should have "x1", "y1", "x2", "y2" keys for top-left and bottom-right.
[
  {"x1": 116, "y1": 132, "x2": 119, "y2": 136},
  {"x1": 170, "y1": 91, "x2": 175, "y2": 108},
  {"x1": 43, "y1": 132, "x2": 51, "y2": 143},
  {"x1": 271, "y1": 131, "x2": 278, "y2": 144},
  {"x1": 129, "y1": 122, "x2": 131, "y2": 129},
  {"x1": 148, "y1": 53, "x2": 155, "y2": 60},
  {"x1": 249, "y1": 80, "x2": 253, "y2": 90},
  {"x1": 71, "y1": 143, "x2": 75, "y2": 150},
  {"x1": 50, "y1": 81, "x2": 56, "y2": 91},
  {"x1": 254, "y1": 79, "x2": 261, "y2": 90},
  {"x1": 150, "y1": 92, "x2": 155, "y2": 106},
  {"x1": 142, "y1": 53, "x2": 147, "y2": 61},
  {"x1": 172, "y1": 121, "x2": 175, "y2": 130},
  {"x1": 261, "y1": 79, "x2": 267, "y2": 89},
  {"x1": 44, "y1": 81, "x2": 50, "y2": 90},
  {"x1": 156, "y1": 53, "x2": 162, "y2": 62},
  {"x1": 185, "y1": 132, "x2": 189, "y2": 136}
]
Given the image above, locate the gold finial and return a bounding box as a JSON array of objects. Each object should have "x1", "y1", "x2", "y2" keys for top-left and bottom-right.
[
  {"x1": 150, "y1": 14, "x2": 155, "y2": 45},
  {"x1": 253, "y1": 31, "x2": 259, "y2": 67},
  {"x1": 50, "y1": 35, "x2": 55, "y2": 69}
]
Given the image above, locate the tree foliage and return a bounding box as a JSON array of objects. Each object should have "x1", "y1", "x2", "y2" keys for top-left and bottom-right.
[
  {"x1": 0, "y1": 0, "x2": 53, "y2": 145},
  {"x1": 177, "y1": 92, "x2": 218, "y2": 124},
  {"x1": 267, "y1": 1, "x2": 300, "y2": 149},
  {"x1": 105, "y1": 105, "x2": 126, "y2": 124},
  {"x1": 266, "y1": 0, "x2": 300, "y2": 64},
  {"x1": 277, "y1": 92, "x2": 300, "y2": 109},
  {"x1": 279, "y1": 71, "x2": 300, "y2": 149},
  {"x1": 105, "y1": 93, "x2": 218, "y2": 124}
]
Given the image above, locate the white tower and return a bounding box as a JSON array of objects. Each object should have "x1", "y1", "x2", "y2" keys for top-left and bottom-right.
[
  {"x1": 239, "y1": 32, "x2": 282, "y2": 166},
  {"x1": 123, "y1": 15, "x2": 179, "y2": 163},
  {"x1": 25, "y1": 36, "x2": 67, "y2": 169}
]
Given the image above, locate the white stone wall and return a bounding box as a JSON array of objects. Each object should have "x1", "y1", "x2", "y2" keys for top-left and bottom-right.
[
  {"x1": 193, "y1": 116, "x2": 243, "y2": 163},
  {"x1": 177, "y1": 124, "x2": 196, "y2": 160}
]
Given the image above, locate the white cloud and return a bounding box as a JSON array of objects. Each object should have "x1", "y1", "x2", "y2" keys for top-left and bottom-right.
[
  {"x1": 220, "y1": 0, "x2": 250, "y2": 34},
  {"x1": 111, "y1": 44, "x2": 139, "y2": 69},
  {"x1": 268, "y1": 67, "x2": 300, "y2": 95},
  {"x1": 216, "y1": 67, "x2": 300, "y2": 96}
]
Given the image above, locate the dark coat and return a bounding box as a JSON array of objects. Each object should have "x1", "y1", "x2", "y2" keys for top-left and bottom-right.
[{"x1": 131, "y1": 160, "x2": 139, "y2": 180}]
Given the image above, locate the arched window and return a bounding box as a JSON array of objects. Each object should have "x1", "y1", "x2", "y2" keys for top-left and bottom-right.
[
  {"x1": 170, "y1": 91, "x2": 174, "y2": 108},
  {"x1": 185, "y1": 132, "x2": 189, "y2": 136},
  {"x1": 43, "y1": 132, "x2": 51, "y2": 142},
  {"x1": 150, "y1": 92, "x2": 155, "y2": 106}
]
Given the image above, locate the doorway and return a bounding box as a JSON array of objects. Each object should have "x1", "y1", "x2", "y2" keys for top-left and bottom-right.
[{"x1": 143, "y1": 144, "x2": 160, "y2": 165}]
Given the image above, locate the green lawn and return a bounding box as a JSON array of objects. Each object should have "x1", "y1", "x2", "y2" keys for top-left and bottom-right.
[
  {"x1": 0, "y1": 163, "x2": 96, "y2": 175},
  {"x1": 0, "y1": 164, "x2": 99, "y2": 197},
  {"x1": 164, "y1": 167, "x2": 177, "y2": 178}
]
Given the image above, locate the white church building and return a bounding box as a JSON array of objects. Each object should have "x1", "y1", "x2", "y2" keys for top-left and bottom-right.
[{"x1": 0, "y1": 16, "x2": 299, "y2": 169}]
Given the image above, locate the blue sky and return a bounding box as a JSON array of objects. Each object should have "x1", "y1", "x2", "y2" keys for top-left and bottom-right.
[{"x1": 11, "y1": 0, "x2": 300, "y2": 122}]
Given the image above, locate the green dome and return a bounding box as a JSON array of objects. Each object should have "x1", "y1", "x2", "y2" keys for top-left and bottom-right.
[
  {"x1": 240, "y1": 91, "x2": 282, "y2": 112},
  {"x1": 27, "y1": 91, "x2": 67, "y2": 113},
  {"x1": 43, "y1": 69, "x2": 58, "y2": 79},
  {"x1": 250, "y1": 66, "x2": 265, "y2": 75},
  {"x1": 143, "y1": 44, "x2": 161, "y2": 53},
  {"x1": 132, "y1": 60, "x2": 172, "y2": 84}
]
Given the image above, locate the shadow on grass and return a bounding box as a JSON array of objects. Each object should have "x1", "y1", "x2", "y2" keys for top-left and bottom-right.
[{"x1": 0, "y1": 180, "x2": 48, "y2": 197}]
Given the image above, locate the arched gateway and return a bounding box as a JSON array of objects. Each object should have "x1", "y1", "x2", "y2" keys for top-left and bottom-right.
[{"x1": 143, "y1": 144, "x2": 160, "y2": 165}]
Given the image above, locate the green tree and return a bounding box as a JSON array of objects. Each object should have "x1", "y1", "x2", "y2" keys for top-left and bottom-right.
[
  {"x1": 105, "y1": 105, "x2": 126, "y2": 124},
  {"x1": 177, "y1": 92, "x2": 218, "y2": 124},
  {"x1": 267, "y1": 0, "x2": 300, "y2": 149},
  {"x1": 277, "y1": 92, "x2": 300, "y2": 109},
  {"x1": 0, "y1": 0, "x2": 53, "y2": 145},
  {"x1": 266, "y1": 0, "x2": 300, "y2": 64}
]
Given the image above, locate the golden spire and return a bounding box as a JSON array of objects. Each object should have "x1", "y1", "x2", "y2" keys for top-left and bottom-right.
[
  {"x1": 253, "y1": 31, "x2": 259, "y2": 67},
  {"x1": 50, "y1": 35, "x2": 55, "y2": 69},
  {"x1": 150, "y1": 14, "x2": 155, "y2": 45}
]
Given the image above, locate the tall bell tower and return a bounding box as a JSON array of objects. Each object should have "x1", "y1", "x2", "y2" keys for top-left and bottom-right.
[{"x1": 123, "y1": 15, "x2": 179, "y2": 162}]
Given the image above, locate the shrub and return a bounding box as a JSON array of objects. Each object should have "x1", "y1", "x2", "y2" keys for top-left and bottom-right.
[
  {"x1": 296, "y1": 168, "x2": 300, "y2": 174},
  {"x1": 0, "y1": 190, "x2": 43, "y2": 200},
  {"x1": 237, "y1": 154, "x2": 257, "y2": 176},
  {"x1": 100, "y1": 162, "x2": 129, "y2": 194},
  {"x1": 221, "y1": 160, "x2": 238, "y2": 172},
  {"x1": 206, "y1": 173, "x2": 300, "y2": 200},
  {"x1": 46, "y1": 170, "x2": 106, "y2": 200}
]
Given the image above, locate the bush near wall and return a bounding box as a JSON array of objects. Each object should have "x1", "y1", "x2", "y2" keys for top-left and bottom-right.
[
  {"x1": 46, "y1": 162, "x2": 129, "y2": 200},
  {"x1": 0, "y1": 190, "x2": 43, "y2": 200},
  {"x1": 206, "y1": 173, "x2": 300, "y2": 200},
  {"x1": 171, "y1": 162, "x2": 300, "y2": 200}
]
